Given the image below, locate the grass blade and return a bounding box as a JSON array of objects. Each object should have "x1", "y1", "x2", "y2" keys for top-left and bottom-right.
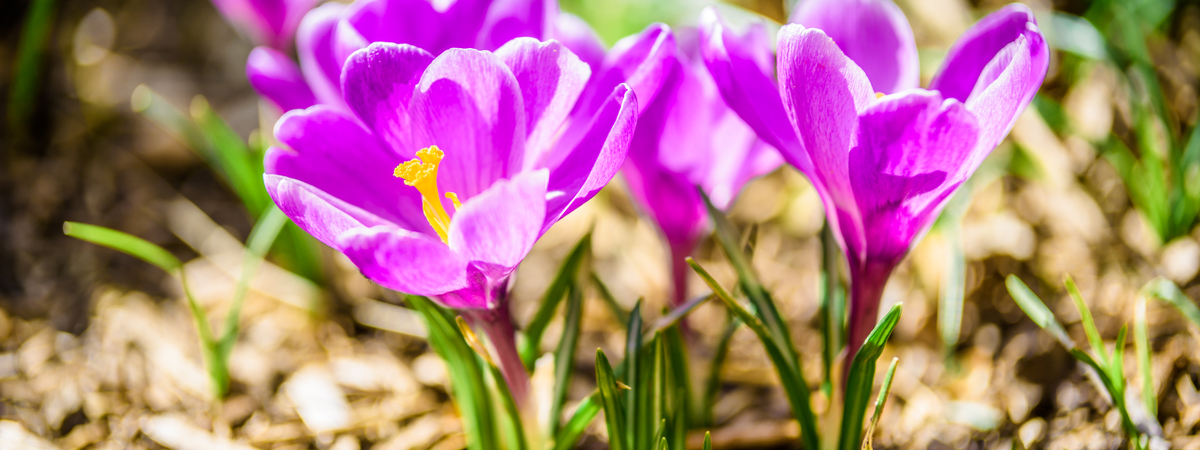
[
  {"x1": 64, "y1": 222, "x2": 181, "y2": 272},
  {"x1": 700, "y1": 191, "x2": 800, "y2": 373},
  {"x1": 1142, "y1": 278, "x2": 1200, "y2": 328},
  {"x1": 549, "y1": 282, "x2": 586, "y2": 435},
  {"x1": 861, "y1": 357, "x2": 899, "y2": 450},
  {"x1": 521, "y1": 233, "x2": 592, "y2": 368},
  {"x1": 217, "y1": 206, "x2": 288, "y2": 362},
  {"x1": 1065, "y1": 275, "x2": 1108, "y2": 366},
  {"x1": 190, "y1": 96, "x2": 270, "y2": 215},
  {"x1": 939, "y1": 219, "x2": 965, "y2": 359},
  {"x1": 687, "y1": 258, "x2": 819, "y2": 450},
  {"x1": 1135, "y1": 295, "x2": 1156, "y2": 417},
  {"x1": 596, "y1": 349, "x2": 627, "y2": 450},
  {"x1": 839, "y1": 303, "x2": 903, "y2": 450},
  {"x1": 702, "y1": 317, "x2": 739, "y2": 427},
  {"x1": 1005, "y1": 275, "x2": 1074, "y2": 348},
  {"x1": 593, "y1": 273, "x2": 630, "y2": 328},
  {"x1": 457, "y1": 317, "x2": 527, "y2": 450},
  {"x1": 703, "y1": 432, "x2": 712, "y2": 450},
  {"x1": 624, "y1": 302, "x2": 644, "y2": 450},
  {"x1": 554, "y1": 393, "x2": 601, "y2": 450},
  {"x1": 650, "y1": 293, "x2": 710, "y2": 335},
  {"x1": 8, "y1": 0, "x2": 57, "y2": 134}
]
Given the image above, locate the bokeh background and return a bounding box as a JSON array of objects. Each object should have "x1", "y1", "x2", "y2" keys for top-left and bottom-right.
[{"x1": 3, "y1": 0, "x2": 1200, "y2": 449}]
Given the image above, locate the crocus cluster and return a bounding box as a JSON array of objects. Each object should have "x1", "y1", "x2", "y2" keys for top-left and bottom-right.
[
  {"x1": 210, "y1": 0, "x2": 317, "y2": 51},
  {"x1": 701, "y1": 0, "x2": 1048, "y2": 361}
]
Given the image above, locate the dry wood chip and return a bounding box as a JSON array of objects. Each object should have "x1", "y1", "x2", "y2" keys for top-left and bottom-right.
[{"x1": 141, "y1": 414, "x2": 257, "y2": 450}]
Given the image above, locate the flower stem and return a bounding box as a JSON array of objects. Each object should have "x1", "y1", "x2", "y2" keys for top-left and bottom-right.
[
  {"x1": 843, "y1": 261, "x2": 894, "y2": 377},
  {"x1": 469, "y1": 308, "x2": 530, "y2": 407}
]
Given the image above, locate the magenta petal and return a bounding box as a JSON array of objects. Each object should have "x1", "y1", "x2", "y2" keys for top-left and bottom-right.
[
  {"x1": 337, "y1": 226, "x2": 475, "y2": 297},
  {"x1": 960, "y1": 34, "x2": 1046, "y2": 172},
  {"x1": 849, "y1": 91, "x2": 979, "y2": 265},
  {"x1": 342, "y1": 43, "x2": 435, "y2": 155},
  {"x1": 777, "y1": 24, "x2": 876, "y2": 253},
  {"x1": 266, "y1": 106, "x2": 433, "y2": 234},
  {"x1": 574, "y1": 23, "x2": 676, "y2": 120},
  {"x1": 699, "y1": 8, "x2": 809, "y2": 174},
  {"x1": 247, "y1": 47, "x2": 317, "y2": 112},
  {"x1": 930, "y1": 3, "x2": 1048, "y2": 104},
  {"x1": 789, "y1": 0, "x2": 918, "y2": 94},
  {"x1": 264, "y1": 174, "x2": 391, "y2": 249},
  {"x1": 297, "y1": 3, "x2": 349, "y2": 111},
  {"x1": 448, "y1": 170, "x2": 549, "y2": 279},
  {"x1": 408, "y1": 48, "x2": 527, "y2": 200},
  {"x1": 495, "y1": 38, "x2": 590, "y2": 167},
  {"x1": 551, "y1": 13, "x2": 607, "y2": 75},
  {"x1": 542, "y1": 84, "x2": 638, "y2": 232},
  {"x1": 476, "y1": 0, "x2": 553, "y2": 51},
  {"x1": 342, "y1": 0, "x2": 444, "y2": 52}
]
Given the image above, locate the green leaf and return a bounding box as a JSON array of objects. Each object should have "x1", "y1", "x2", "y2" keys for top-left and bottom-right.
[
  {"x1": 700, "y1": 191, "x2": 800, "y2": 373},
  {"x1": 190, "y1": 96, "x2": 271, "y2": 215},
  {"x1": 408, "y1": 296, "x2": 497, "y2": 450},
  {"x1": 819, "y1": 223, "x2": 845, "y2": 396},
  {"x1": 861, "y1": 357, "x2": 899, "y2": 450},
  {"x1": 702, "y1": 317, "x2": 739, "y2": 427},
  {"x1": 217, "y1": 206, "x2": 288, "y2": 363},
  {"x1": 688, "y1": 258, "x2": 819, "y2": 450},
  {"x1": 1005, "y1": 275, "x2": 1074, "y2": 348},
  {"x1": 657, "y1": 436, "x2": 669, "y2": 450},
  {"x1": 593, "y1": 273, "x2": 630, "y2": 327},
  {"x1": 64, "y1": 222, "x2": 181, "y2": 272},
  {"x1": 549, "y1": 281, "x2": 586, "y2": 436},
  {"x1": 456, "y1": 317, "x2": 527, "y2": 450},
  {"x1": 596, "y1": 349, "x2": 627, "y2": 450},
  {"x1": 839, "y1": 303, "x2": 903, "y2": 450},
  {"x1": 624, "y1": 302, "x2": 644, "y2": 450},
  {"x1": 1065, "y1": 274, "x2": 1109, "y2": 366},
  {"x1": 1111, "y1": 324, "x2": 1129, "y2": 401},
  {"x1": 703, "y1": 432, "x2": 712, "y2": 450},
  {"x1": 554, "y1": 393, "x2": 601, "y2": 450},
  {"x1": 521, "y1": 233, "x2": 592, "y2": 368},
  {"x1": 649, "y1": 293, "x2": 710, "y2": 335},
  {"x1": 8, "y1": 0, "x2": 57, "y2": 134},
  {"x1": 1135, "y1": 295, "x2": 1157, "y2": 417},
  {"x1": 1142, "y1": 277, "x2": 1200, "y2": 328}
]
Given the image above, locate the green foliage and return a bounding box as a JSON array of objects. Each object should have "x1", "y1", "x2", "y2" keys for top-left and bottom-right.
[
  {"x1": 1004, "y1": 275, "x2": 1152, "y2": 447},
  {"x1": 64, "y1": 207, "x2": 286, "y2": 399},
  {"x1": 521, "y1": 233, "x2": 592, "y2": 369},
  {"x1": 8, "y1": 0, "x2": 58, "y2": 135},
  {"x1": 861, "y1": 357, "x2": 899, "y2": 450},
  {"x1": 839, "y1": 304, "x2": 903, "y2": 450}
]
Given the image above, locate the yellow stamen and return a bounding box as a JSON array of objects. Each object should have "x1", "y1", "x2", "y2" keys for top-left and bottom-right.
[
  {"x1": 875, "y1": 92, "x2": 886, "y2": 99},
  {"x1": 394, "y1": 145, "x2": 460, "y2": 243},
  {"x1": 446, "y1": 192, "x2": 461, "y2": 210}
]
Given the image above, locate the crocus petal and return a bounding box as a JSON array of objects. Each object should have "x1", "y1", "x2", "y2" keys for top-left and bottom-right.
[
  {"x1": 963, "y1": 35, "x2": 1042, "y2": 172},
  {"x1": 247, "y1": 46, "x2": 317, "y2": 112},
  {"x1": 408, "y1": 48, "x2": 527, "y2": 201},
  {"x1": 789, "y1": 0, "x2": 919, "y2": 94},
  {"x1": 776, "y1": 24, "x2": 876, "y2": 256},
  {"x1": 849, "y1": 90, "x2": 980, "y2": 265},
  {"x1": 342, "y1": 0, "x2": 445, "y2": 52},
  {"x1": 297, "y1": 3, "x2": 349, "y2": 110},
  {"x1": 542, "y1": 84, "x2": 638, "y2": 232},
  {"x1": 623, "y1": 159, "x2": 706, "y2": 253},
  {"x1": 551, "y1": 13, "x2": 607, "y2": 75},
  {"x1": 495, "y1": 38, "x2": 590, "y2": 167},
  {"x1": 264, "y1": 174, "x2": 392, "y2": 249},
  {"x1": 930, "y1": 3, "x2": 1048, "y2": 104},
  {"x1": 477, "y1": 0, "x2": 554, "y2": 51},
  {"x1": 448, "y1": 169, "x2": 549, "y2": 279},
  {"x1": 699, "y1": 7, "x2": 809, "y2": 173},
  {"x1": 342, "y1": 43, "x2": 435, "y2": 155},
  {"x1": 573, "y1": 23, "x2": 675, "y2": 120},
  {"x1": 266, "y1": 106, "x2": 433, "y2": 234},
  {"x1": 337, "y1": 226, "x2": 476, "y2": 298}
]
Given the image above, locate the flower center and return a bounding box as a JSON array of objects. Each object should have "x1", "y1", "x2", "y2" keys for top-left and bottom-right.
[
  {"x1": 394, "y1": 145, "x2": 461, "y2": 243},
  {"x1": 875, "y1": 92, "x2": 885, "y2": 99}
]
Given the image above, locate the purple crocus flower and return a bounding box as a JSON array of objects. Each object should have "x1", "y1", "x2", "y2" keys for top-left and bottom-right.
[
  {"x1": 623, "y1": 28, "x2": 781, "y2": 307},
  {"x1": 245, "y1": 0, "x2": 607, "y2": 115},
  {"x1": 701, "y1": 1, "x2": 1048, "y2": 361},
  {"x1": 211, "y1": 0, "x2": 318, "y2": 51},
  {"x1": 263, "y1": 38, "x2": 637, "y2": 402}
]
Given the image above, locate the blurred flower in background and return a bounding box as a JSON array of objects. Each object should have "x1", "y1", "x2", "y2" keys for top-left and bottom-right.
[
  {"x1": 210, "y1": 0, "x2": 318, "y2": 51},
  {"x1": 623, "y1": 26, "x2": 781, "y2": 307}
]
